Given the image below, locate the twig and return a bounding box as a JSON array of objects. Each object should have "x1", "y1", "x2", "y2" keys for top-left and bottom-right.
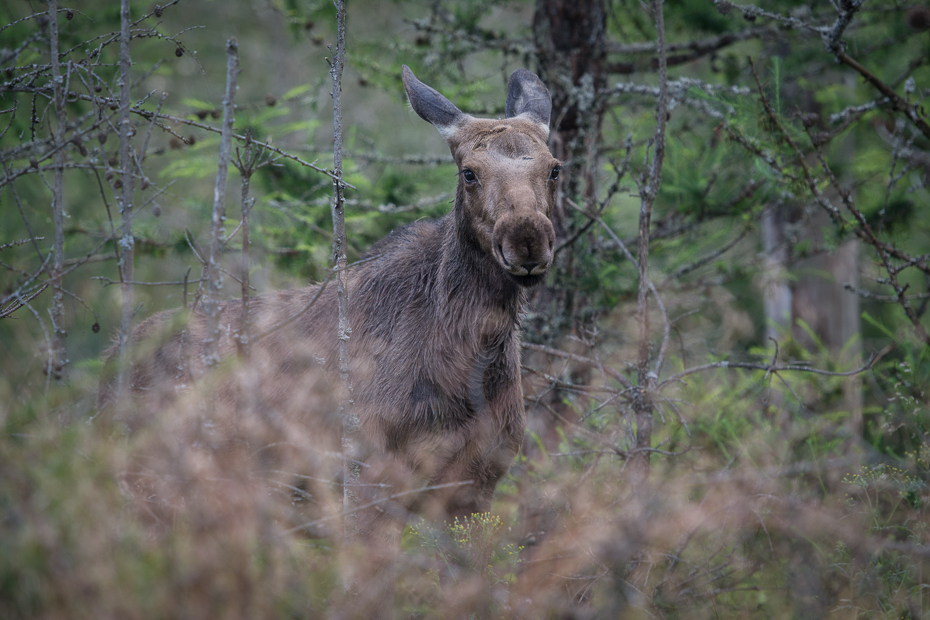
[
  {"x1": 834, "y1": 50, "x2": 930, "y2": 141},
  {"x1": 656, "y1": 346, "x2": 890, "y2": 391},
  {"x1": 280, "y1": 480, "x2": 475, "y2": 536},
  {"x1": 667, "y1": 224, "x2": 751, "y2": 282},
  {"x1": 92, "y1": 276, "x2": 205, "y2": 287},
  {"x1": 522, "y1": 341, "x2": 633, "y2": 389}
]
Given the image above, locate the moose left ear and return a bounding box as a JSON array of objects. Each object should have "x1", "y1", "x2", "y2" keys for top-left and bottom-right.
[
  {"x1": 402, "y1": 65, "x2": 470, "y2": 142},
  {"x1": 505, "y1": 69, "x2": 551, "y2": 137}
]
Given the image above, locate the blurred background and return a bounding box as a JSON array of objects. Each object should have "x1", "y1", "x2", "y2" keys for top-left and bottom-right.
[{"x1": 2, "y1": 0, "x2": 930, "y2": 617}]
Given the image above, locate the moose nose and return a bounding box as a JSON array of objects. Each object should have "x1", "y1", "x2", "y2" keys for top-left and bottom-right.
[{"x1": 521, "y1": 261, "x2": 540, "y2": 274}]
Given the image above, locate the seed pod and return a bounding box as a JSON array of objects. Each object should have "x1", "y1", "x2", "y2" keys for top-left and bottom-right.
[
  {"x1": 175, "y1": 47, "x2": 183, "y2": 57},
  {"x1": 140, "y1": 177, "x2": 150, "y2": 190},
  {"x1": 92, "y1": 322, "x2": 101, "y2": 334},
  {"x1": 66, "y1": 9, "x2": 74, "y2": 20},
  {"x1": 72, "y1": 137, "x2": 87, "y2": 156},
  {"x1": 30, "y1": 157, "x2": 38, "y2": 169},
  {"x1": 154, "y1": 4, "x2": 164, "y2": 17},
  {"x1": 265, "y1": 94, "x2": 277, "y2": 107},
  {"x1": 152, "y1": 203, "x2": 162, "y2": 217},
  {"x1": 97, "y1": 128, "x2": 108, "y2": 145},
  {"x1": 800, "y1": 113, "x2": 819, "y2": 129},
  {"x1": 810, "y1": 131, "x2": 830, "y2": 147}
]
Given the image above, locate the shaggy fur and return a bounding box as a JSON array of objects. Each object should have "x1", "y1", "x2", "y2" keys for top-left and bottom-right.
[{"x1": 99, "y1": 65, "x2": 559, "y2": 617}]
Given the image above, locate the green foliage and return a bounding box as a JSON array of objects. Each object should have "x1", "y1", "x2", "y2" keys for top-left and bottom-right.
[
  {"x1": 832, "y1": 461, "x2": 930, "y2": 619},
  {"x1": 411, "y1": 512, "x2": 523, "y2": 582},
  {"x1": 3, "y1": 0, "x2": 930, "y2": 617}
]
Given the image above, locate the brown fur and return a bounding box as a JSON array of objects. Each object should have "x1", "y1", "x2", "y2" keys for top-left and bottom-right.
[{"x1": 99, "y1": 66, "x2": 558, "y2": 617}]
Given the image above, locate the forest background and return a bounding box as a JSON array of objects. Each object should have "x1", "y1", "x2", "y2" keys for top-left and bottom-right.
[{"x1": 2, "y1": 0, "x2": 930, "y2": 617}]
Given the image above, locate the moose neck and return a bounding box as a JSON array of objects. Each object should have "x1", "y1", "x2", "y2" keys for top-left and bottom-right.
[{"x1": 443, "y1": 185, "x2": 523, "y2": 319}]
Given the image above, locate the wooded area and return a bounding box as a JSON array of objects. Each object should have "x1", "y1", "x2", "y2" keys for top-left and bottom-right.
[{"x1": 2, "y1": 0, "x2": 929, "y2": 617}]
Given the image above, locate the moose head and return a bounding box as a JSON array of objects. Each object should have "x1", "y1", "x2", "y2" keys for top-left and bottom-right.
[{"x1": 403, "y1": 65, "x2": 559, "y2": 287}]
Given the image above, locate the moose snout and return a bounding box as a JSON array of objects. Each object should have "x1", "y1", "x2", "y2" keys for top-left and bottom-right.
[{"x1": 492, "y1": 212, "x2": 555, "y2": 284}]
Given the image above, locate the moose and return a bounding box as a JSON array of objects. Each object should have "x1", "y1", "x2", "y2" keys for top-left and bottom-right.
[{"x1": 99, "y1": 65, "x2": 559, "y2": 615}]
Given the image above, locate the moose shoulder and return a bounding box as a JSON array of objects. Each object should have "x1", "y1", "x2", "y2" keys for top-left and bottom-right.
[{"x1": 99, "y1": 65, "x2": 558, "y2": 615}]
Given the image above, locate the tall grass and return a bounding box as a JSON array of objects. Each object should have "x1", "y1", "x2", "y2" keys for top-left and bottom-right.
[{"x1": 2, "y1": 340, "x2": 927, "y2": 619}]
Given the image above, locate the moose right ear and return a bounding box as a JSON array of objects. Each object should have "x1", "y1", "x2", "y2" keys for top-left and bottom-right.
[
  {"x1": 505, "y1": 69, "x2": 551, "y2": 137},
  {"x1": 402, "y1": 65, "x2": 469, "y2": 141}
]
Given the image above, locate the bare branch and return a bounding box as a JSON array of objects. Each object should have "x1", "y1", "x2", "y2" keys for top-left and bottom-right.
[
  {"x1": 834, "y1": 50, "x2": 930, "y2": 141},
  {"x1": 748, "y1": 58, "x2": 930, "y2": 346},
  {"x1": 657, "y1": 345, "x2": 890, "y2": 391}
]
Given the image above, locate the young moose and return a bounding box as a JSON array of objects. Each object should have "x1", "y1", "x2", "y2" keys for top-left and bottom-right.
[{"x1": 100, "y1": 66, "x2": 558, "y2": 614}]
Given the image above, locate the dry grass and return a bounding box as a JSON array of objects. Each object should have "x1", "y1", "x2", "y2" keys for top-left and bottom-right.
[{"x1": 2, "y1": 341, "x2": 928, "y2": 620}]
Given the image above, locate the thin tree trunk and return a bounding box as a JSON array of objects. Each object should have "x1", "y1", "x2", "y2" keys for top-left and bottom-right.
[
  {"x1": 238, "y1": 134, "x2": 255, "y2": 360},
  {"x1": 330, "y1": 0, "x2": 358, "y2": 548},
  {"x1": 761, "y1": 204, "x2": 792, "y2": 341},
  {"x1": 116, "y1": 0, "x2": 135, "y2": 394},
  {"x1": 203, "y1": 39, "x2": 239, "y2": 367},
  {"x1": 792, "y1": 207, "x2": 862, "y2": 432},
  {"x1": 630, "y1": 0, "x2": 668, "y2": 488},
  {"x1": 47, "y1": 0, "x2": 67, "y2": 381},
  {"x1": 531, "y1": 0, "x2": 607, "y2": 334}
]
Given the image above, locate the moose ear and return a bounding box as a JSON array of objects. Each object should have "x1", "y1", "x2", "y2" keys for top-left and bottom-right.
[
  {"x1": 402, "y1": 65, "x2": 469, "y2": 141},
  {"x1": 505, "y1": 69, "x2": 551, "y2": 137}
]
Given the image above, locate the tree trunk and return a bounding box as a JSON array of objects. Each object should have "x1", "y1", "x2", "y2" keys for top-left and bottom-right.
[
  {"x1": 533, "y1": 0, "x2": 607, "y2": 242},
  {"x1": 791, "y1": 208, "x2": 862, "y2": 432}
]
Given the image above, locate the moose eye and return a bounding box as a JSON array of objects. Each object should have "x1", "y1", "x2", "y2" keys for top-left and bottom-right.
[
  {"x1": 462, "y1": 169, "x2": 477, "y2": 183},
  {"x1": 549, "y1": 165, "x2": 561, "y2": 181}
]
